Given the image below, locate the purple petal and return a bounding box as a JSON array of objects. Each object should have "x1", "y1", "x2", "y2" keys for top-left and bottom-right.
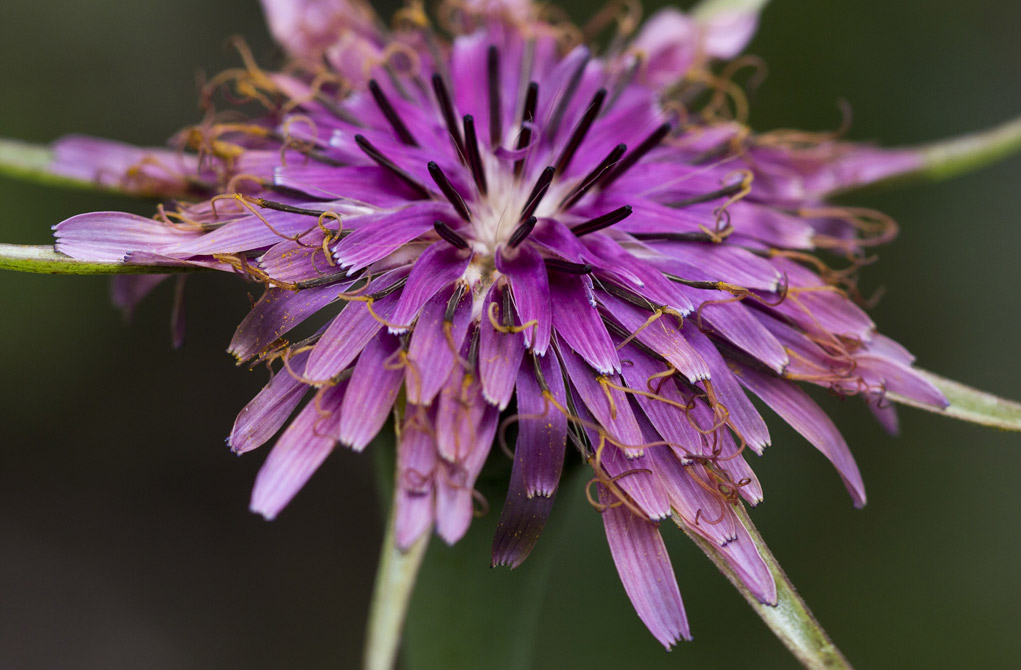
[
  {"x1": 854, "y1": 355, "x2": 948, "y2": 409},
  {"x1": 434, "y1": 403, "x2": 499, "y2": 545},
  {"x1": 733, "y1": 363, "x2": 866, "y2": 508},
  {"x1": 491, "y1": 457, "x2": 557, "y2": 568},
  {"x1": 304, "y1": 273, "x2": 404, "y2": 380},
  {"x1": 394, "y1": 416, "x2": 437, "y2": 550},
  {"x1": 228, "y1": 284, "x2": 350, "y2": 362},
  {"x1": 478, "y1": 283, "x2": 526, "y2": 409},
  {"x1": 249, "y1": 381, "x2": 347, "y2": 520},
  {"x1": 646, "y1": 446, "x2": 738, "y2": 546},
  {"x1": 682, "y1": 323, "x2": 771, "y2": 453},
  {"x1": 514, "y1": 353, "x2": 568, "y2": 497},
  {"x1": 599, "y1": 484, "x2": 690, "y2": 648},
  {"x1": 716, "y1": 514, "x2": 777, "y2": 606},
  {"x1": 405, "y1": 285, "x2": 473, "y2": 405},
  {"x1": 229, "y1": 350, "x2": 311, "y2": 454},
  {"x1": 334, "y1": 203, "x2": 452, "y2": 274},
  {"x1": 600, "y1": 439, "x2": 672, "y2": 521},
  {"x1": 696, "y1": 299, "x2": 789, "y2": 374},
  {"x1": 599, "y1": 291, "x2": 710, "y2": 382},
  {"x1": 51, "y1": 134, "x2": 200, "y2": 197},
  {"x1": 434, "y1": 361, "x2": 490, "y2": 462},
  {"x1": 338, "y1": 333, "x2": 404, "y2": 450},
  {"x1": 497, "y1": 244, "x2": 552, "y2": 355},
  {"x1": 54, "y1": 212, "x2": 199, "y2": 262},
  {"x1": 550, "y1": 273, "x2": 620, "y2": 375},
  {"x1": 389, "y1": 242, "x2": 471, "y2": 333},
  {"x1": 558, "y1": 344, "x2": 644, "y2": 451}
]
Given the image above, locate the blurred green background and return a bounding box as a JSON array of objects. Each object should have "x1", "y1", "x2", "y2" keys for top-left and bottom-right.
[{"x1": 1, "y1": 1, "x2": 1019, "y2": 668}]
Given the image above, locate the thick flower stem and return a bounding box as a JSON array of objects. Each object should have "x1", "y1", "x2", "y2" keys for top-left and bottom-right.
[
  {"x1": 364, "y1": 502, "x2": 430, "y2": 670},
  {"x1": 677, "y1": 506, "x2": 853, "y2": 670},
  {"x1": 916, "y1": 115, "x2": 1021, "y2": 182},
  {"x1": 0, "y1": 244, "x2": 205, "y2": 275}
]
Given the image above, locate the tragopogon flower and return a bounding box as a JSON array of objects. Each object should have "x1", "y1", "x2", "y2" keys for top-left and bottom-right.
[{"x1": 45, "y1": 0, "x2": 956, "y2": 648}]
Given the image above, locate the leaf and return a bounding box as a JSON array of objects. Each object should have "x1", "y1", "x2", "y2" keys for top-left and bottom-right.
[
  {"x1": 676, "y1": 505, "x2": 853, "y2": 670},
  {"x1": 889, "y1": 369, "x2": 1021, "y2": 432},
  {"x1": 0, "y1": 244, "x2": 206, "y2": 275}
]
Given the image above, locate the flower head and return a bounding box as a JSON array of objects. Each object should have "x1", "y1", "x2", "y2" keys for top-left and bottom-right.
[{"x1": 50, "y1": 0, "x2": 950, "y2": 647}]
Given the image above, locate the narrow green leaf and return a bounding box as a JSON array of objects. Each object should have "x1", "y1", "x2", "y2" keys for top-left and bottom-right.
[
  {"x1": 889, "y1": 369, "x2": 1021, "y2": 432},
  {"x1": 364, "y1": 500, "x2": 430, "y2": 670},
  {"x1": 676, "y1": 505, "x2": 853, "y2": 670},
  {"x1": 0, "y1": 244, "x2": 205, "y2": 275}
]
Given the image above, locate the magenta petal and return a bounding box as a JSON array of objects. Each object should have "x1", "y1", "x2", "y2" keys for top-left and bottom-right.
[
  {"x1": 734, "y1": 363, "x2": 866, "y2": 508},
  {"x1": 550, "y1": 273, "x2": 620, "y2": 375},
  {"x1": 394, "y1": 416, "x2": 437, "y2": 551},
  {"x1": 599, "y1": 292, "x2": 710, "y2": 382},
  {"x1": 514, "y1": 353, "x2": 568, "y2": 497},
  {"x1": 478, "y1": 284, "x2": 526, "y2": 409},
  {"x1": 54, "y1": 212, "x2": 199, "y2": 262},
  {"x1": 305, "y1": 277, "x2": 402, "y2": 381},
  {"x1": 405, "y1": 286, "x2": 473, "y2": 405},
  {"x1": 435, "y1": 361, "x2": 490, "y2": 462},
  {"x1": 249, "y1": 381, "x2": 347, "y2": 520},
  {"x1": 682, "y1": 324, "x2": 771, "y2": 453},
  {"x1": 338, "y1": 333, "x2": 404, "y2": 450},
  {"x1": 559, "y1": 345, "x2": 644, "y2": 451},
  {"x1": 229, "y1": 352, "x2": 311, "y2": 455},
  {"x1": 497, "y1": 244, "x2": 552, "y2": 355},
  {"x1": 228, "y1": 284, "x2": 350, "y2": 363},
  {"x1": 389, "y1": 242, "x2": 471, "y2": 333},
  {"x1": 434, "y1": 403, "x2": 499, "y2": 545},
  {"x1": 854, "y1": 355, "x2": 948, "y2": 409},
  {"x1": 334, "y1": 203, "x2": 451, "y2": 273},
  {"x1": 716, "y1": 513, "x2": 777, "y2": 606},
  {"x1": 599, "y1": 484, "x2": 690, "y2": 648}
]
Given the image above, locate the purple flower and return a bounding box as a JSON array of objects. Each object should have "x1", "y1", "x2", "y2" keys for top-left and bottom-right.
[{"x1": 48, "y1": 0, "x2": 950, "y2": 648}]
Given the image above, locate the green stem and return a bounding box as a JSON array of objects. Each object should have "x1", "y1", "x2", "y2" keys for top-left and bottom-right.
[
  {"x1": 364, "y1": 502, "x2": 430, "y2": 670},
  {"x1": 0, "y1": 138, "x2": 93, "y2": 191},
  {"x1": 915, "y1": 115, "x2": 1021, "y2": 182},
  {"x1": 0, "y1": 244, "x2": 206, "y2": 275},
  {"x1": 890, "y1": 368, "x2": 1021, "y2": 431},
  {"x1": 692, "y1": 0, "x2": 770, "y2": 21},
  {"x1": 676, "y1": 505, "x2": 853, "y2": 670}
]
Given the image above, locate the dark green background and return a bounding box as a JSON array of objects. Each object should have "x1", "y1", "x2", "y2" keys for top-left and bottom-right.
[{"x1": 1, "y1": 1, "x2": 1019, "y2": 668}]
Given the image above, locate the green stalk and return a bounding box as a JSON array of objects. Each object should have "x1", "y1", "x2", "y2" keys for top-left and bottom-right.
[
  {"x1": 677, "y1": 505, "x2": 853, "y2": 670},
  {"x1": 0, "y1": 244, "x2": 206, "y2": 275}
]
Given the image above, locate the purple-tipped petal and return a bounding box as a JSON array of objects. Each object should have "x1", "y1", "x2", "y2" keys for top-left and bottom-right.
[
  {"x1": 716, "y1": 512, "x2": 777, "y2": 606},
  {"x1": 250, "y1": 381, "x2": 347, "y2": 520},
  {"x1": 599, "y1": 484, "x2": 690, "y2": 649}
]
